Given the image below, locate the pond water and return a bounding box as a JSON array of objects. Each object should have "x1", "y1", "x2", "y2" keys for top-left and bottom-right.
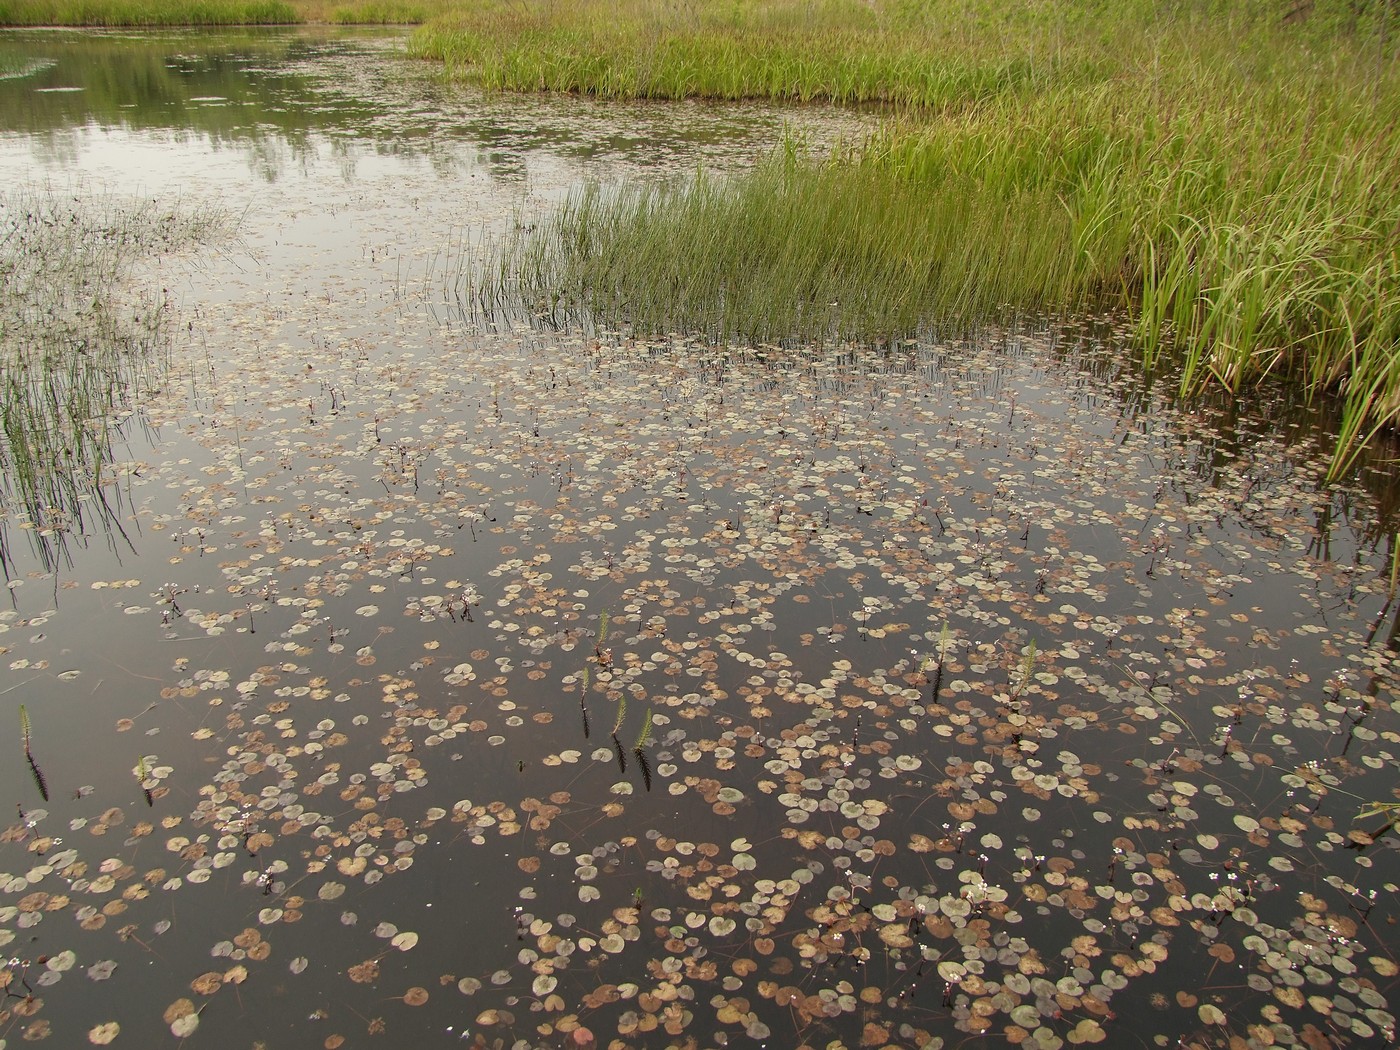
[{"x1": 1, "y1": 28, "x2": 1398, "y2": 1050}]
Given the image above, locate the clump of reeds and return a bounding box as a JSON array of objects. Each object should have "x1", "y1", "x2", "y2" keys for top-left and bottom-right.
[{"x1": 0, "y1": 189, "x2": 231, "y2": 568}]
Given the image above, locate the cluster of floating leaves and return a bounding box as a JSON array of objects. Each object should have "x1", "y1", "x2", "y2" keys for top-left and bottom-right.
[{"x1": 1, "y1": 310, "x2": 1396, "y2": 1050}]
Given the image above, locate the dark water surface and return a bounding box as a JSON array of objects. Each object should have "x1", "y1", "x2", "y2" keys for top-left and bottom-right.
[{"x1": 0, "y1": 28, "x2": 1397, "y2": 1050}]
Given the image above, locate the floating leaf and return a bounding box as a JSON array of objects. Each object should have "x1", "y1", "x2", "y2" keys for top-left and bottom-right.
[{"x1": 170, "y1": 1013, "x2": 199, "y2": 1038}]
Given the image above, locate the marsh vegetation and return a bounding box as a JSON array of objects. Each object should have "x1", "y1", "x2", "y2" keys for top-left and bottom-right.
[{"x1": 411, "y1": 0, "x2": 1400, "y2": 477}]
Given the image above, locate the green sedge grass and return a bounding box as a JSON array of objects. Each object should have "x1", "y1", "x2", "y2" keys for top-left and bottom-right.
[{"x1": 462, "y1": 3, "x2": 1400, "y2": 475}]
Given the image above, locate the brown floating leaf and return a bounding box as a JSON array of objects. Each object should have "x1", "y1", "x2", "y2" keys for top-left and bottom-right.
[
  {"x1": 403, "y1": 987, "x2": 429, "y2": 1006},
  {"x1": 162, "y1": 999, "x2": 195, "y2": 1025},
  {"x1": 1206, "y1": 943, "x2": 1235, "y2": 963},
  {"x1": 1275, "y1": 987, "x2": 1305, "y2": 1009}
]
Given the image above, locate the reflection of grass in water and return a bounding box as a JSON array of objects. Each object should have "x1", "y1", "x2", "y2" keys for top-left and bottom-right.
[
  {"x1": 324, "y1": 0, "x2": 430, "y2": 24},
  {"x1": 0, "y1": 54, "x2": 54, "y2": 79},
  {"x1": 0, "y1": 190, "x2": 229, "y2": 571}
]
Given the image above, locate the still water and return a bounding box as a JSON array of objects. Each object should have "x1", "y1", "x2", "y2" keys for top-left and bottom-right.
[{"x1": 0, "y1": 28, "x2": 1397, "y2": 1050}]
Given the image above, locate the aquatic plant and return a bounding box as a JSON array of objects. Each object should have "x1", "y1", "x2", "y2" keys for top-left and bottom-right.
[
  {"x1": 0, "y1": 189, "x2": 231, "y2": 570},
  {"x1": 18, "y1": 703, "x2": 45, "y2": 801},
  {"x1": 1010, "y1": 638, "x2": 1036, "y2": 699},
  {"x1": 134, "y1": 755, "x2": 153, "y2": 806},
  {"x1": 578, "y1": 664, "x2": 591, "y2": 737}
]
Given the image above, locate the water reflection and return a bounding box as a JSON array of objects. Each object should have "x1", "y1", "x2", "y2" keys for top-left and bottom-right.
[
  {"x1": 0, "y1": 28, "x2": 874, "y2": 579},
  {"x1": 0, "y1": 28, "x2": 866, "y2": 186},
  {"x1": 2, "y1": 31, "x2": 344, "y2": 140}
]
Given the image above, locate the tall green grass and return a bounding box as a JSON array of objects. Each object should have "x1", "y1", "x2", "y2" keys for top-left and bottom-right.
[
  {"x1": 486, "y1": 147, "x2": 1082, "y2": 343},
  {"x1": 0, "y1": 0, "x2": 298, "y2": 24},
  {"x1": 460, "y1": 1, "x2": 1400, "y2": 479},
  {"x1": 327, "y1": 1, "x2": 426, "y2": 24},
  {"x1": 0, "y1": 0, "x2": 450, "y2": 23},
  {"x1": 409, "y1": 0, "x2": 1103, "y2": 104}
]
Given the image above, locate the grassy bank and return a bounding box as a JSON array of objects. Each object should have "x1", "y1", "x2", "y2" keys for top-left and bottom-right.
[
  {"x1": 0, "y1": 0, "x2": 446, "y2": 24},
  {"x1": 447, "y1": 0, "x2": 1400, "y2": 479},
  {"x1": 0, "y1": 0, "x2": 298, "y2": 24},
  {"x1": 408, "y1": 0, "x2": 1107, "y2": 104}
]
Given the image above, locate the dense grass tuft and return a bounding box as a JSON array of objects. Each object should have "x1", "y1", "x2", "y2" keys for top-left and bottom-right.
[{"x1": 486, "y1": 150, "x2": 1081, "y2": 344}]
